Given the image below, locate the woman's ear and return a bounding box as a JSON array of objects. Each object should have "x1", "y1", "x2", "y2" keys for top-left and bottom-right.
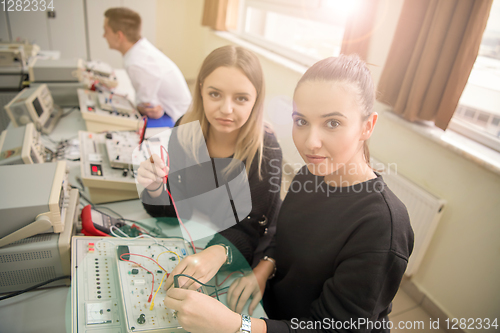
[{"x1": 361, "y1": 112, "x2": 378, "y2": 141}]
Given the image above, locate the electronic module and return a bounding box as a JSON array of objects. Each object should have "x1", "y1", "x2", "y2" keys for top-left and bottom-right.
[
  {"x1": 0, "y1": 161, "x2": 71, "y2": 247},
  {"x1": 79, "y1": 129, "x2": 171, "y2": 203},
  {"x1": 79, "y1": 131, "x2": 138, "y2": 204},
  {"x1": 71, "y1": 236, "x2": 206, "y2": 333},
  {"x1": 0, "y1": 122, "x2": 46, "y2": 165},
  {"x1": 4, "y1": 83, "x2": 62, "y2": 134},
  {"x1": 78, "y1": 89, "x2": 142, "y2": 133},
  {"x1": 0, "y1": 188, "x2": 78, "y2": 293}
]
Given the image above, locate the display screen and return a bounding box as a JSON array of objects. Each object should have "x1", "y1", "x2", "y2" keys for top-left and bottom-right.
[
  {"x1": 32, "y1": 97, "x2": 44, "y2": 117},
  {"x1": 30, "y1": 147, "x2": 39, "y2": 163},
  {"x1": 59, "y1": 184, "x2": 65, "y2": 211}
]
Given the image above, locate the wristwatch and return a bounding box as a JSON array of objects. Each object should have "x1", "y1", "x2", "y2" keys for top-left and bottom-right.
[
  {"x1": 237, "y1": 314, "x2": 251, "y2": 333},
  {"x1": 216, "y1": 244, "x2": 232, "y2": 265}
]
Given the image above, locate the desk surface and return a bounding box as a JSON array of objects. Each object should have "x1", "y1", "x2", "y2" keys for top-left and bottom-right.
[{"x1": 0, "y1": 103, "x2": 265, "y2": 332}]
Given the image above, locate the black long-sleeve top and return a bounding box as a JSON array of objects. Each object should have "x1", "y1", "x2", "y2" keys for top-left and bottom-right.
[
  {"x1": 141, "y1": 124, "x2": 283, "y2": 269},
  {"x1": 263, "y1": 166, "x2": 414, "y2": 332}
]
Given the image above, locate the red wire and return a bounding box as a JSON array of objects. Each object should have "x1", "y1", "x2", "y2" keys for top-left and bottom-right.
[
  {"x1": 160, "y1": 145, "x2": 197, "y2": 254},
  {"x1": 217, "y1": 271, "x2": 245, "y2": 287},
  {"x1": 131, "y1": 224, "x2": 148, "y2": 234},
  {"x1": 139, "y1": 116, "x2": 147, "y2": 144},
  {"x1": 211, "y1": 291, "x2": 228, "y2": 298}
]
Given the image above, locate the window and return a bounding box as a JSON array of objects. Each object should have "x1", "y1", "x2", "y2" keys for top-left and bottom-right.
[
  {"x1": 449, "y1": 0, "x2": 500, "y2": 152},
  {"x1": 236, "y1": 0, "x2": 360, "y2": 66}
]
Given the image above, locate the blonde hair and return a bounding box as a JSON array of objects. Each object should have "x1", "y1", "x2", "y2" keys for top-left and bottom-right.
[
  {"x1": 179, "y1": 46, "x2": 265, "y2": 179},
  {"x1": 295, "y1": 54, "x2": 375, "y2": 164},
  {"x1": 104, "y1": 7, "x2": 141, "y2": 43}
]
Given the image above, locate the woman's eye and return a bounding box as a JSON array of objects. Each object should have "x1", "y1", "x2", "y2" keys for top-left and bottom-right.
[
  {"x1": 294, "y1": 118, "x2": 307, "y2": 127},
  {"x1": 208, "y1": 91, "x2": 220, "y2": 98},
  {"x1": 326, "y1": 120, "x2": 340, "y2": 129},
  {"x1": 236, "y1": 96, "x2": 248, "y2": 102}
]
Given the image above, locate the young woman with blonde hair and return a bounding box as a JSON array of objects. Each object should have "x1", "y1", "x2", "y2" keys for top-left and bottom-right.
[{"x1": 137, "y1": 45, "x2": 283, "y2": 289}]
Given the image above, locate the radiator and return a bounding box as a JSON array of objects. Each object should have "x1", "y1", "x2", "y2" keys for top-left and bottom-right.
[{"x1": 372, "y1": 158, "x2": 446, "y2": 277}]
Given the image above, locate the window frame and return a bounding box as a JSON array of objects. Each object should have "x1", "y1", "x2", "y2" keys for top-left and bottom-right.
[
  {"x1": 448, "y1": 0, "x2": 500, "y2": 153},
  {"x1": 448, "y1": 115, "x2": 500, "y2": 153},
  {"x1": 234, "y1": 0, "x2": 346, "y2": 67}
]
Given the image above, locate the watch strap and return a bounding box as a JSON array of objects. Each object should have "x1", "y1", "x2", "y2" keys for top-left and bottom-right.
[
  {"x1": 216, "y1": 244, "x2": 232, "y2": 265},
  {"x1": 238, "y1": 314, "x2": 251, "y2": 333}
]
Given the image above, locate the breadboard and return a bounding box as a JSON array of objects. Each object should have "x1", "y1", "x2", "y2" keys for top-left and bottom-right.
[
  {"x1": 72, "y1": 236, "x2": 201, "y2": 333},
  {"x1": 104, "y1": 131, "x2": 140, "y2": 169},
  {"x1": 97, "y1": 94, "x2": 136, "y2": 115}
]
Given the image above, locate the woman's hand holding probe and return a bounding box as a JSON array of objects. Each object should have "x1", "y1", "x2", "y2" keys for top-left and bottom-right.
[{"x1": 136, "y1": 153, "x2": 168, "y2": 198}]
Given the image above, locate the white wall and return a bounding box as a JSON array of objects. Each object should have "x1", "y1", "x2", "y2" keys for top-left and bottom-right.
[
  {"x1": 156, "y1": 0, "x2": 500, "y2": 324},
  {"x1": 48, "y1": 0, "x2": 87, "y2": 59},
  {"x1": 6, "y1": 0, "x2": 88, "y2": 59},
  {"x1": 155, "y1": 0, "x2": 206, "y2": 80},
  {"x1": 8, "y1": 10, "x2": 51, "y2": 51},
  {"x1": 371, "y1": 107, "x2": 500, "y2": 321},
  {"x1": 0, "y1": 10, "x2": 9, "y2": 41}
]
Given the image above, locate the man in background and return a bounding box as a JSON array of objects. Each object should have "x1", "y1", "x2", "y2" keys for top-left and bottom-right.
[{"x1": 103, "y1": 7, "x2": 191, "y2": 127}]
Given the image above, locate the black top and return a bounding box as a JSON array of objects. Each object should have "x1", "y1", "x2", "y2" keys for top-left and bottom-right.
[
  {"x1": 141, "y1": 122, "x2": 283, "y2": 269},
  {"x1": 263, "y1": 166, "x2": 414, "y2": 332}
]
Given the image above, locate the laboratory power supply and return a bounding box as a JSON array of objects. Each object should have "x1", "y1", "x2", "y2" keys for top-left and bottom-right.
[
  {"x1": 0, "y1": 161, "x2": 71, "y2": 247},
  {"x1": 0, "y1": 188, "x2": 79, "y2": 293},
  {"x1": 0, "y1": 122, "x2": 46, "y2": 165}
]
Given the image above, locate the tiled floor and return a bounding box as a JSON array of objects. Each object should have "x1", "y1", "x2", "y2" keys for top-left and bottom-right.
[{"x1": 390, "y1": 289, "x2": 446, "y2": 333}]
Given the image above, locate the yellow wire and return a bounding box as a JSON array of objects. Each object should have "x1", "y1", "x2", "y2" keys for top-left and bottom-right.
[
  {"x1": 150, "y1": 271, "x2": 168, "y2": 310},
  {"x1": 150, "y1": 250, "x2": 181, "y2": 310},
  {"x1": 157, "y1": 250, "x2": 181, "y2": 264}
]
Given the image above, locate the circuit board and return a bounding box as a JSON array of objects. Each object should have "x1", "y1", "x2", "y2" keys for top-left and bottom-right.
[
  {"x1": 97, "y1": 94, "x2": 136, "y2": 115},
  {"x1": 79, "y1": 131, "x2": 137, "y2": 182},
  {"x1": 78, "y1": 89, "x2": 142, "y2": 133},
  {"x1": 104, "y1": 131, "x2": 140, "y2": 169},
  {"x1": 72, "y1": 236, "x2": 202, "y2": 333}
]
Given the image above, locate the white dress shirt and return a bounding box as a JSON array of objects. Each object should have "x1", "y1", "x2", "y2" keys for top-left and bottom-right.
[{"x1": 123, "y1": 38, "x2": 192, "y2": 122}]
